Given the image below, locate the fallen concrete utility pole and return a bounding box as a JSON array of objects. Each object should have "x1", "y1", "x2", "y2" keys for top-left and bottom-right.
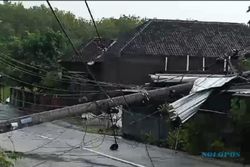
[{"x1": 0, "y1": 82, "x2": 193, "y2": 133}]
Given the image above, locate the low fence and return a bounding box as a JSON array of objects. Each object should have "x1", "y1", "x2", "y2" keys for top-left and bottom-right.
[{"x1": 9, "y1": 87, "x2": 128, "y2": 113}]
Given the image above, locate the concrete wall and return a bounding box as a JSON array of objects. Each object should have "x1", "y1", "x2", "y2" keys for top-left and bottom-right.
[{"x1": 102, "y1": 54, "x2": 226, "y2": 85}]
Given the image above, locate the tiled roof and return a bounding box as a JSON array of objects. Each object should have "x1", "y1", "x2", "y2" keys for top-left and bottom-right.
[
  {"x1": 107, "y1": 19, "x2": 250, "y2": 57},
  {"x1": 65, "y1": 38, "x2": 114, "y2": 63}
]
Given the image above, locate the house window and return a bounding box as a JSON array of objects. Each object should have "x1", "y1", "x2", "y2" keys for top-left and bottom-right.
[
  {"x1": 165, "y1": 57, "x2": 168, "y2": 71},
  {"x1": 202, "y1": 57, "x2": 206, "y2": 71},
  {"x1": 186, "y1": 55, "x2": 190, "y2": 71}
]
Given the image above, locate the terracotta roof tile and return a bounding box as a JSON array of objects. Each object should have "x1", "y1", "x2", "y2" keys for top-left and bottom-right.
[{"x1": 108, "y1": 19, "x2": 250, "y2": 57}]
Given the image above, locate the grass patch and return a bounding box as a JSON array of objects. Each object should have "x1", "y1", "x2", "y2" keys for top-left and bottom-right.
[{"x1": 0, "y1": 151, "x2": 23, "y2": 167}]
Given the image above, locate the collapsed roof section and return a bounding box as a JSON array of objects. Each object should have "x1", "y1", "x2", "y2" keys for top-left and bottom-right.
[{"x1": 168, "y1": 75, "x2": 236, "y2": 123}]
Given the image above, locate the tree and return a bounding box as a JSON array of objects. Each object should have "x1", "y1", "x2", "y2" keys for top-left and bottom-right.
[
  {"x1": 4, "y1": 29, "x2": 67, "y2": 90},
  {"x1": 0, "y1": 3, "x2": 144, "y2": 45},
  {"x1": 247, "y1": 6, "x2": 250, "y2": 24},
  {"x1": 0, "y1": 2, "x2": 145, "y2": 91}
]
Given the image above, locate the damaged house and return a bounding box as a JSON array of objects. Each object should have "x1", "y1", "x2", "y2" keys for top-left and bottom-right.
[
  {"x1": 59, "y1": 19, "x2": 250, "y2": 141},
  {"x1": 10, "y1": 19, "x2": 250, "y2": 140},
  {"x1": 62, "y1": 19, "x2": 250, "y2": 85},
  {"x1": 100, "y1": 19, "x2": 250, "y2": 84}
]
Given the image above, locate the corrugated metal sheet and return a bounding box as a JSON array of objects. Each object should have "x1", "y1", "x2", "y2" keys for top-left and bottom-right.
[
  {"x1": 168, "y1": 76, "x2": 236, "y2": 123},
  {"x1": 149, "y1": 74, "x2": 227, "y2": 83},
  {"x1": 169, "y1": 90, "x2": 212, "y2": 123},
  {"x1": 190, "y1": 76, "x2": 236, "y2": 93},
  {"x1": 227, "y1": 89, "x2": 250, "y2": 94},
  {"x1": 226, "y1": 89, "x2": 250, "y2": 97}
]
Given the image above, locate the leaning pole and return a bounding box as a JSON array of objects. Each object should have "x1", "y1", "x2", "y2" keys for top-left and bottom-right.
[{"x1": 0, "y1": 82, "x2": 193, "y2": 133}]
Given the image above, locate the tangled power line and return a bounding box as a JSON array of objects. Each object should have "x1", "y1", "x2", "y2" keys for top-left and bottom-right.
[
  {"x1": 1, "y1": 1, "x2": 237, "y2": 167},
  {"x1": 45, "y1": 0, "x2": 124, "y2": 153}
]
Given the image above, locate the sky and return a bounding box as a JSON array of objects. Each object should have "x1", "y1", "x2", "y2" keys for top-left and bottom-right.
[{"x1": 11, "y1": 1, "x2": 250, "y2": 24}]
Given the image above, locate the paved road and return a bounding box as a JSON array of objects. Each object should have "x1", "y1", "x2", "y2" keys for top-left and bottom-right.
[{"x1": 0, "y1": 120, "x2": 247, "y2": 167}]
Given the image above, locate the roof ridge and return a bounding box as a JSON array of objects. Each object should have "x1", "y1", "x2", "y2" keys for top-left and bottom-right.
[{"x1": 119, "y1": 20, "x2": 153, "y2": 56}]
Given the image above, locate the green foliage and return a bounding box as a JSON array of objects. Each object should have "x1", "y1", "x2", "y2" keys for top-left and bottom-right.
[
  {"x1": 2, "y1": 29, "x2": 67, "y2": 89},
  {"x1": 167, "y1": 129, "x2": 182, "y2": 150},
  {"x1": 175, "y1": 121, "x2": 210, "y2": 154},
  {"x1": 158, "y1": 97, "x2": 250, "y2": 159},
  {"x1": 210, "y1": 139, "x2": 225, "y2": 151},
  {"x1": 143, "y1": 132, "x2": 157, "y2": 144},
  {"x1": 0, "y1": 155, "x2": 13, "y2": 167},
  {"x1": 159, "y1": 102, "x2": 228, "y2": 155},
  {"x1": 0, "y1": 3, "x2": 144, "y2": 44},
  {"x1": 97, "y1": 15, "x2": 145, "y2": 39},
  {"x1": 7, "y1": 29, "x2": 66, "y2": 69},
  {"x1": 239, "y1": 58, "x2": 250, "y2": 71},
  {"x1": 230, "y1": 97, "x2": 247, "y2": 123},
  {"x1": 230, "y1": 97, "x2": 250, "y2": 162},
  {"x1": 0, "y1": 2, "x2": 144, "y2": 90},
  {"x1": 157, "y1": 103, "x2": 172, "y2": 116},
  {"x1": 1, "y1": 86, "x2": 10, "y2": 102},
  {"x1": 230, "y1": 97, "x2": 250, "y2": 135},
  {"x1": 0, "y1": 151, "x2": 23, "y2": 167},
  {"x1": 41, "y1": 71, "x2": 62, "y2": 88}
]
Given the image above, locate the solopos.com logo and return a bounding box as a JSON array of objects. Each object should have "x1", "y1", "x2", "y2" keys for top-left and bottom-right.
[{"x1": 201, "y1": 151, "x2": 240, "y2": 158}]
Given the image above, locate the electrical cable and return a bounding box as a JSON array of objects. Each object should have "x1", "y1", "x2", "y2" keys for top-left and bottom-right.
[
  {"x1": 46, "y1": 0, "x2": 79, "y2": 58},
  {"x1": 46, "y1": 0, "x2": 110, "y2": 96},
  {"x1": 0, "y1": 55, "x2": 87, "y2": 87},
  {"x1": 0, "y1": 46, "x2": 139, "y2": 90},
  {"x1": 1, "y1": 72, "x2": 104, "y2": 93},
  {"x1": 81, "y1": 101, "x2": 108, "y2": 149},
  {"x1": 0, "y1": 57, "x2": 128, "y2": 93},
  {"x1": 80, "y1": 115, "x2": 107, "y2": 149},
  {"x1": 0, "y1": 51, "x2": 132, "y2": 89},
  {"x1": 0, "y1": 47, "x2": 135, "y2": 89},
  {"x1": 46, "y1": 0, "x2": 127, "y2": 151},
  {"x1": 0, "y1": 80, "x2": 121, "y2": 97},
  {"x1": 8, "y1": 0, "x2": 233, "y2": 157},
  {"x1": 83, "y1": 0, "x2": 126, "y2": 151},
  {"x1": 125, "y1": 59, "x2": 235, "y2": 130},
  {"x1": 0, "y1": 57, "x2": 130, "y2": 95},
  {"x1": 84, "y1": 0, "x2": 102, "y2": 42},
  {"x1": 108, "y1": 109, "x2": 118, "y2": 150}
]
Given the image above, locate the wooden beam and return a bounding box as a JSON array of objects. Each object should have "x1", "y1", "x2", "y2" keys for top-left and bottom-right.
[
  {"x1": 202, "y1": 57, "x2": 206, "y2": 71},
  {"x1": 186, "y1": 55, "x2": 190, "y2": 71},
  {"x1": 165, "y1": 57, "x2": 168, "y2": 71},
  {"x1": 224, "y1": 58, "x2": 227, "y2": 72}
]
